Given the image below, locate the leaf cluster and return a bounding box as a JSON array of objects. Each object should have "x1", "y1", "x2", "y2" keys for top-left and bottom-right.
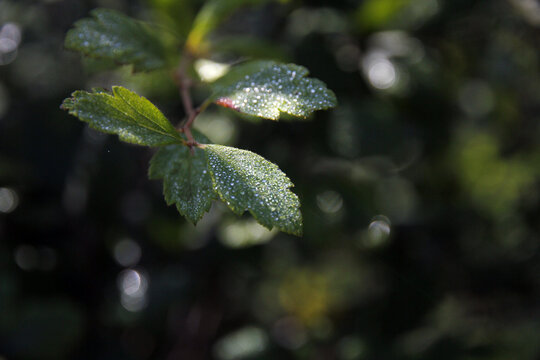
[{"x1": 62, "y1": 6, "x2": 337, "y2": 235}]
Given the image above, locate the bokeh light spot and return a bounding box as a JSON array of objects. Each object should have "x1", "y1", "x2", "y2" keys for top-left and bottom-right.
[
  {"x1": 0, "y1": 22, "x2": 21, "y2": 66},
  {"x1": 118, "y1": 269, "x2": 148, "y2": 312},
  {"x1": 194, "y1": 112, "x2": 236, "y2": 145},
  {"x1": 214, "y1": 326, "x2": 268, "y2": 360},
  {"x1": 0, "y1": 187, "x2": 19, "y2": 213},
  {"x1": 338, "y1": 336, "x2": 367, "y2": 360},
  {"x1": 113, "y1": 238, "x2": 142, "y2": 267},
  {"x1": 14, "y1": 245, "x2": 38, "y2": 271},
  {"x1": 316, "y1": 190, "x2": 344, "y2": 214},
  {"x1": 365, "y1": 215, "x2": 391, "y2": 247},
  {"x1": 0, "y1": 23, "x2": 22, "y2": 45},
  {"x1": 364, "y1": 56, "x2": 397, "y2": 89},
  {"x1": 219, "y1": 219, "x2": 276, "y2": 248},
  {"x1": 194, "y1": 59, "x2": 230, "y2": 82}
]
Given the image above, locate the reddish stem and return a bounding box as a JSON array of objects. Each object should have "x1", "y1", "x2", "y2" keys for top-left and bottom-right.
[{"x1": 174, "y1": 55, "x2": 199, "y2": 149}]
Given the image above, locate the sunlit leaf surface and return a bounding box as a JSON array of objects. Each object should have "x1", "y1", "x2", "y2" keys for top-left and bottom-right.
[
  {"x1": 65, "y1": 8, "x2": 172, "y2": 72},
  {"x1": 204, "y1": 144, "x2": 302, "y2": 236},
  {"x1": 211, "y1": 61, "x2": 337, "y2": 120},
  {"x1": 149, "y1": 132, "x2": 216, "y2": 224},
  {"x1": 62, "y1": 86, "x2": 182, "y2": 146}
]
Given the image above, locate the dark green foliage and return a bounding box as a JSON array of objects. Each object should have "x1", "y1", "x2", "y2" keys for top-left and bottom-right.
[
  {"x1": 61, "y1": 9, "x2": 336, "y2": 235},
  {"x1": 205, "y1": 144, "x2": 302, "y2": 235},
  {"x1": 65, "y1": 9, "x2": 173, "y2": 72},
  {"x1": 62, "y1": 86, "x2": 183, "y2": 146},
  {"x1": 148, "y1": 131, "x2": 216, "y2": 224}
]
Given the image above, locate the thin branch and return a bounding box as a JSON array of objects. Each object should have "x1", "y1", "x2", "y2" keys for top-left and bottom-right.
[{"x1": 174, "y1": 54, "x2": 199, "y2": 148}]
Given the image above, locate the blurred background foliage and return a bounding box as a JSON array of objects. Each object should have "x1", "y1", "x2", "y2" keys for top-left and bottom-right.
[{"x1": 1, "y1": 0, "x2": 540, "y2": 359}]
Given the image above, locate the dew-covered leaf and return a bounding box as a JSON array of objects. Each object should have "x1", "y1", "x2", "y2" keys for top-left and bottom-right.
[
  {"x1": 204, "y1": 144, "x2": 302, "y2": 236},
  {"x1": 61, "y1": 86, "x2": 183, "y2": 146},
  {"x1": 210, "y1": 61, "x2": 337, "y2": 120},
  {"x1": 149, "y1": 131, "x2": 216, "y2": 224},
  {"x1": 65, "y1": 8, "x2": 174, "y2": 72}
]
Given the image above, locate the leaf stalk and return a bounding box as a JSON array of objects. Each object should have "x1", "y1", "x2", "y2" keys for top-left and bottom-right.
[{"x1": 174, "y1": 54, "x2": 200, "y2": 149}]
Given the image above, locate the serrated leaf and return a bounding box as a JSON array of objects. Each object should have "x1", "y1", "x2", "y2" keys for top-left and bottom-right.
[
  {"x1": 210, "y1": 61, "x2": 337, "y2": 120},
  {"x1": 204, "y1": 144, "x2": 302, "y2": 236},
  {"x1": 62, "y1": 86, "x2": 183, "y2": 146},
  {"x1": 149, "y1": 131, "x2": 216, "y2": 224},
  {"x1": 65, "y1": 8, "x2": 173, "y2": 72}
]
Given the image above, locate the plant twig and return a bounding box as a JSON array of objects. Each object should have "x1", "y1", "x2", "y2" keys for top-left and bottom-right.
[{"x1": 174, "y1": 54, "x2": 199, "y2": 149}]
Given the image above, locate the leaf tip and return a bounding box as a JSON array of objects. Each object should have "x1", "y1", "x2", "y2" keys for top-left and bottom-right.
[
  {"x1": 176, "y1": 204, "x2": 200, "y2": 225},
  {"x1": 60, "y1": 97, "x2": 75, "y2": 111}
]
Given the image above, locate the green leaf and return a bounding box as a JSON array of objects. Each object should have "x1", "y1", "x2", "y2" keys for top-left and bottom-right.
[
  {"x1": 62, "y1": 86, "x2": 183, "y2": 146},
  {"x1": 204, "y1": 144, "x2": 302, "y2": 236},
  {"x1": 210, "y1": 61, "x2": 337, "y2": 120},
  {"x1": 65, "y1": 8, "x2": 174, "y2": 72},
  {"x1": 149, "y1": 132, "x2": 216, "y2": 224}
]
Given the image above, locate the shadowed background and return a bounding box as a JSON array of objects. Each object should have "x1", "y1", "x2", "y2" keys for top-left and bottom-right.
[{"x1": 1, "y1": 0, "x2": 540, "y2": 359}]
